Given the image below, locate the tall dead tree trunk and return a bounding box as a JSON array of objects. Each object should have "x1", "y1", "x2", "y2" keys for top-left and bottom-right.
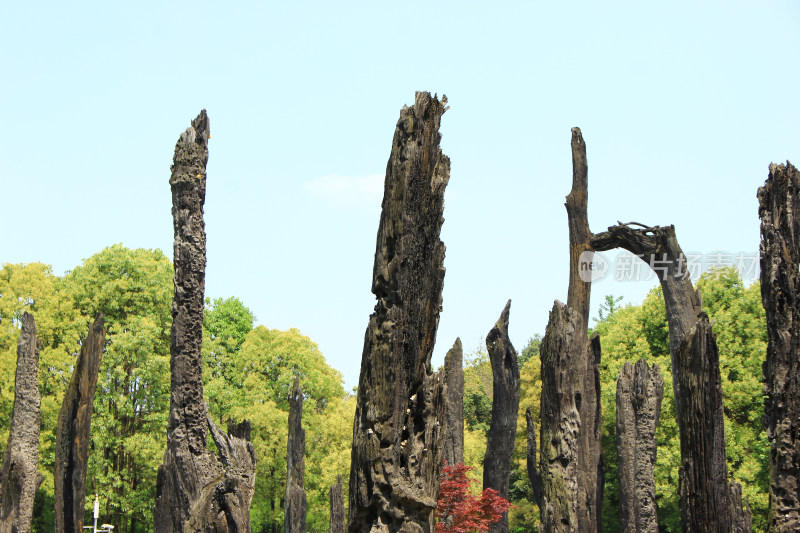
[
  {"x1": 483, "y1": 301, "x2": 519, "y2": 533},
  {"x1": 537, "y1": 128, "x2": 603, "y2": 532},
  {"x1": 443, "y1": 338, "x2": 464, "y2": 468},
  {"x1": 285, "y1": 378, "x2": 306, "y2": 533},
  {"x1": 525, "y1": 409, "x2": 542, "y2": 509},
  {"x1": 0, "y1": 312, "x2": 42, "y2": 533},
  {"x1": 758, "y1": 161, "x2": 800, "y2": 532},
  {"x1": 592, "y1": 223, "x2": 751, "y2": 532},
  {"x1": 616, "y1": 359, "x2": 663, "y2": 533},
  {"x1": 54, "y1": 314, "x2": 104, "y2": 533},
  {"x1": 348, "y1": 92, "x2": 449, "y2": 533},
  {"x1": 329, "y1": 475, "x2": 345, "y2": 533},
  {"x1": 154, "y1": 110, "x2": 256, "y2": 533}
]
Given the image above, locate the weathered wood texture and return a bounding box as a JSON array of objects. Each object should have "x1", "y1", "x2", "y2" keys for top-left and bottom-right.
[
  {"x1": 329, "y1": 475, "x2": 345, "y2": 533},
  {"x1": 154, "y1": 110, "x2": 256, "y2": 533},
  {"x1": 443, "y1": 338, "x2": 464, "y2": 468},
  {"x1": 54, "y1": 313, "x2": 104, "y2": 533},
  {"x1": 348, "y1": 92, "x2": 450, "y2": 533},
  {"x1": 758, "y1": 161, "x2": 800, "y2": 532},
  {"x1": 483, "y1": 302, "x2": 519, "y2": 533},
  {"x1": 616, "y1": 359, "x2": 663, "y2": 533},
  {"x1": 285, "y1": 378, "x2": 306, "y2": 533},
  {"x1": 0, "y1": 312, "x2": 42, "y2": 533},
  {"x1": 536, "y1": 128, "x2": 603, "y2": 532},
  {"x1": 592, "y1": 224, "x2": 751, "y2": 531},
  {"x1": 538, "y1": 303, "x2": 602, "y2": 532}
]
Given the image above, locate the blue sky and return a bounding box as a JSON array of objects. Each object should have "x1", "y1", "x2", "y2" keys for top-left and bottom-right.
[{"x1": 1, "y1": 1, "x2": 798, "y2": 388}]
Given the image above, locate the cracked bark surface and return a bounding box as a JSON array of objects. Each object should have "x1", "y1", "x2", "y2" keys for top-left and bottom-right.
[
  {"x1": 758, "y1": 161, "x2": 800, "y2": 532},
  {"x1": 442, "y1": 338, "x2": 464, "y2": 468},
  {"x1": 0, "y1": 312, "x2": 42, "y2": 533},
  {"x1": 285, "y1": 378, "x2": 306, "y2": 533},
  {"x1": 154, "y1": 110, "x2": 256, "y2": 533},
  {"x1": 592, "y1": 223, "x2": 751, "y2": 532},
  {"x1": 483, "y1": 301, "x2": 519, "y2": 533},
  {"x1": 54, "y1": 314, "x2": 105, "y2": 533},
  {"x1": 329, "y1": 475, "x2": 345, "y2": 533},
  {"x1": 616, "y1": 359, "x2": 663, "y2": 533},
  {"x1": 348, "y1": 92, "x2": 449, "y2": 533},
  {"x1": 536, "y1": 128, "x2": 603, "y2": 532}
]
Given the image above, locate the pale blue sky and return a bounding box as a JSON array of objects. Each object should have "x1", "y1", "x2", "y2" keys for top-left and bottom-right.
[{"x1": 1, "y1": 1, "x2": 798, "y2": 388}]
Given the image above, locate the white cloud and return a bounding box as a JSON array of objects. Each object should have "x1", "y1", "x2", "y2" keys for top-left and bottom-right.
[{"x1": 304, "y1": 174, "x2": 384, "y2": 211}]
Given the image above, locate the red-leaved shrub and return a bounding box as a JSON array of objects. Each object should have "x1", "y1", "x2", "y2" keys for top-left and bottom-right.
[{"x1": 436, "y1": 462, "x2": 513, "y2": 533}]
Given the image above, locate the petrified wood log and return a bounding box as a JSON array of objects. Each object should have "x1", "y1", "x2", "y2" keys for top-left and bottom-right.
[
  {"x1": 616, "y1": 359, "x2": 663, "y2": 533},
  {"x1": 758, "y1": 161, "x2": 800, "y2": 532},
  {"x1": 329, "y1": 475, "x2": 345, "y2": 533},
  {"x1": 443, "y1": 338, "x2": 464, "y2": 468},
  {"x1": 537, "y1": 128, "x2": 603, "y2": 532},
  {"x1": 348, "y1": 92, "x2": 449, "y2": 533},
  {"x1": 154, "y1": 110, "x2": 256, "y2": 533},
  {"x1": 592, "y1": 224, "x2": 751, "y2": 531},
  {"x1": 483, "y1": 301, "x2": 519, "y2": 533},
  {"x1": 0, "y1": 312, "x2": 42, "y2": 533},
  {"x1": 54, "y1": 314, "x2": 104, "y2": 533},
  {"x1": 285, "y1": 378, "x2": 306, "y2": 533},
  {"x1": 539, "y1": 303, "x2": 602, "y2": 532}
]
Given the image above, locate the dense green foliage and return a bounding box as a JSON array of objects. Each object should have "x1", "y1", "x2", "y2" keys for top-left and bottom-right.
[
  {"x1": 0, "y1": 246, "x2": 353, "y2": 533},
  {"x1": 0, "y1": 246, "x2": 771, "y2": 532}
]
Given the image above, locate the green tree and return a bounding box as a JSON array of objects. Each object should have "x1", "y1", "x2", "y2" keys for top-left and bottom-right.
[
  {"x1": 62, "y1": 245, "x2": 174, "y2": 533},
  {"x1": 594, "y1": 268, "x2": 768, "y2": 531}
]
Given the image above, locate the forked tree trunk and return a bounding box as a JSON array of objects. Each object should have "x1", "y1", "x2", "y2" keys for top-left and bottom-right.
[
  {"x1": 616, "y1": 359, "x2": 663, "y2": 533},
  {"x1": 483, "y1": 301, "x2": 519, "y2": 533},
  {"x1": 329, "y1": 475, "x2": 345, "y2": 533},
  {"x1": 285, "y1": 378, "x2": 306, "y2": 533},
  {"x1": 592, "y1": 223, "x2": 751, "y2": 532},
  {"x1": 535, "y1": 128, "x2": 603, "y2": 532},
  {"x1": 758, "y1": 161, "x2": 800, "y2": 532},
  {"x1": 443, "y1": 338, "x2": 464, "y2": 468},
  {"x1": 54, "y1": 314, "x2": 105, "y2": 533},
  {"x1": 348, "y1": 92, "x2": 449, "y2": 533},
  {"x1": 0, "y1": 312, "x2": 42, "y2": 533},
  {"x1": 154, "y1": 110, "x2": 256, "y2": 533}
]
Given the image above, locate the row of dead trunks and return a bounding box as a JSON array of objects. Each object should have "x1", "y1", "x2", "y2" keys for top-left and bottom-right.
[{"x1": 2, "y1": 96, "x2": 797, "y2": 533}]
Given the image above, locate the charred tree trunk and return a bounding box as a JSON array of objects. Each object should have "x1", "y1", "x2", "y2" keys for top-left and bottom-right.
[
  {"x1": 758, "y1": 161, "x2": 800, "y2": 532},
  {"x1": 483, "y1": 301, "x2": 519, "y2": 533},
  {"x1": 592, "y1": 223, "x2": 751, "y2": 531},
  {"x1": 0, "y1": 312, "x2": 42, "y2": 533},
  {"x1": 443, "y1": 338, "x2": 464, "y2": 468},
  {"x1": 348, "y1": 92, "x2": 450, "y2": 533},
  {"x1": 616, "y1": 359, "x2": 663, "y2": 533},
  {"x1": 54, "y1": 313, "x2": 104, "y2": 533},
  {"x1": 538, "y1": 128, "x2": 603, "y2": 532},
  {"x1": 154, "y1": 110, "x2": 256, "y2": 533},
  {"x1": 285, "y1": 378, "x2": 306, "y2": 533},
  {"x1": 329, "y1": 475, "x2": 345, "y2": 533}
]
